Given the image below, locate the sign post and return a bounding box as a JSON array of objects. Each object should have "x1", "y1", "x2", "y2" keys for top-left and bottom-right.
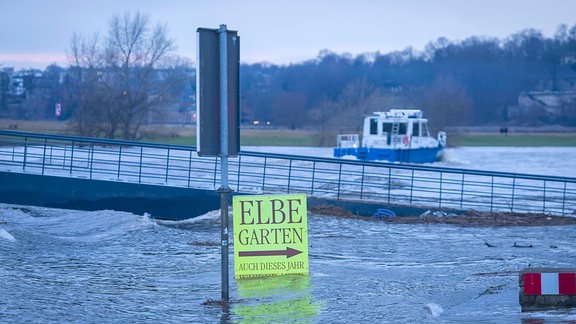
[
  {"x1": 196, "y1": 24, "x2": 240, "y2": 302},
  {"x1": 233, "y1": 194, "x2": 309, "y2": 279},
  {"x1": 218, "y1": 24, "x2": 231, "y2": 302}
]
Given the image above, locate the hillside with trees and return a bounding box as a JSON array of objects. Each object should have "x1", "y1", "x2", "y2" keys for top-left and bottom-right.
[
  {"x1": 2, "y1": 17, "x2": 576, "y2": 140},
  {"x1": 240, "y1": 25, "x2": 576, "y2": 135}
]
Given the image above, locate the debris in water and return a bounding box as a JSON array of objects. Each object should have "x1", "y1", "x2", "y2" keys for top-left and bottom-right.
[{"x1": 424, "y1": 303, "x2": 444, "y2": 316}]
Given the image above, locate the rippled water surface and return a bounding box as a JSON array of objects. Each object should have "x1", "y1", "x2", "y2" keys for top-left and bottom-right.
[
  {"x1": 2, "y1": 206, "x2": 576, "y2": 323},
  {"x1": 1, "y1": 147, "x2": 576, "y2": 323}
]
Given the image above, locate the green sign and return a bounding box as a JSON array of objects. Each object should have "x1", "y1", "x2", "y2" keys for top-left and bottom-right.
[{"x1": 233, "y1": 194, "x2": 309, "y2": 279}]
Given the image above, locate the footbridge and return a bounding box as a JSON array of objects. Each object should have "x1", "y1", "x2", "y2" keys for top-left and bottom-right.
[{"x1": 0, "y1": 130, "x2": 575, "y2": 220}]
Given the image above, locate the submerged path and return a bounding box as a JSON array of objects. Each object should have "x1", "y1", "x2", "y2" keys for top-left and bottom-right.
[{"x1": 0, "y1": 130, "x2": 575, "y2": 220}]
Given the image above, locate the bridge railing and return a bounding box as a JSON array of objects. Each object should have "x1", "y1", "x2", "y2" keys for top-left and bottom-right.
[
  {"x1": 1, "y1": 130, "x2": 575, "y2": 216},
  {"x1": 233, "y1": 151, "x2": 576, "y2": 215}
]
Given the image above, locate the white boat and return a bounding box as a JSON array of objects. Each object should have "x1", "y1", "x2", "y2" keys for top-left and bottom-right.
[{"x1": 333, "y1": 109, "x2": 447, "y2": 163}]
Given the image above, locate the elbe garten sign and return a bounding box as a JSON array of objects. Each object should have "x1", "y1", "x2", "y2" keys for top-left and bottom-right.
[{"x1": 233, "y1": 194, "x2": 309, "y2": 279}]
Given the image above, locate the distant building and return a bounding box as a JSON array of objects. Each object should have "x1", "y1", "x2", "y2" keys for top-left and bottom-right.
[{"x1": 507, "y1": 90, "x2": 576, "y2": 125}]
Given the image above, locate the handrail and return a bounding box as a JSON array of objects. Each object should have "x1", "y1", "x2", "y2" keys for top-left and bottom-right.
[
  {"x1": 1, "y1": 130, "x2": 575, "y2": 216},
  {"x1": 239, "y1": 149, "x2": 576, "y2": 184},
  {"x1": 0, "y1": 130, "x2": 198, "y2": 151}
]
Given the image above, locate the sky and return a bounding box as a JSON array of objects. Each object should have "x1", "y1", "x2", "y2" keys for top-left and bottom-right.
[{"x1": 1, "y1": 0, "x2": 576, "y2": 70}]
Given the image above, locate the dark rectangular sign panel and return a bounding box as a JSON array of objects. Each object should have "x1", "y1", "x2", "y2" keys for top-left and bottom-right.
[{"x1": 196, "y1": 27, "x2": 240, "y2": 157}]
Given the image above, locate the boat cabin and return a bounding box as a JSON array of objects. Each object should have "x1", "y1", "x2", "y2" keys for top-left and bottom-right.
[{"x1": 362, "y1": 110, "x2": 439, "y2": 149}]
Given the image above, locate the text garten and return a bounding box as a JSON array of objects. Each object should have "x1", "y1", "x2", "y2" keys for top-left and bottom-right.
[{"x1": 237, "y1": 227, "x2": 304, "y2": 245}]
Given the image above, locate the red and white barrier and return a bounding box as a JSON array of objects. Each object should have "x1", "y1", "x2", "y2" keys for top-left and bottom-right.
[
  {"x1": 523, "y1": 272, "x2": 576, "y2": 295},
  {"x1": 520, "y1": 269, "x2": 576, "y2": 311}
]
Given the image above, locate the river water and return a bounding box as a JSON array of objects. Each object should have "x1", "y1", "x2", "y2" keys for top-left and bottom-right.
[
  {"x1": 1, "y1": 146, "x2": 576, "y2": 323},
  {"x1": 245, "y1": 146, "x2": 576, "y2": 178}
]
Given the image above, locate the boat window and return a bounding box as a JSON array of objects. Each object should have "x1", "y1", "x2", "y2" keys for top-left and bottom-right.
[
  {"x1": 382, "y1": 123, "x2": 393, "y2": 134},
  {"x1": 413, "y1": 122, "x2": 421, "y2": 137},
  {"x1": 423, "y1": 122, "x2": 430, "y2": 136},
  {"x1": 399, "y1": 123, "x2": 407, "y2": 135},
  {"x1": 370, "y1": 118, "x2": 378, "y2": 135}
]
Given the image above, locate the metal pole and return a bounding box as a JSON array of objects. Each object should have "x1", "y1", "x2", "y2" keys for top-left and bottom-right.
[{"x1": 218, "y1": 24, "x2": 230, "y2": 302}]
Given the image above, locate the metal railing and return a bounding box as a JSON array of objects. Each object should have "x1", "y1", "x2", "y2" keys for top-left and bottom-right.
[{"x1": 1, "y1": 130, "x2": 575, "y2": 216}]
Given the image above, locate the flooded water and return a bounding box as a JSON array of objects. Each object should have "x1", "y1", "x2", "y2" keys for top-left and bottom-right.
[
  {"x1": 1, "y1": 146, "x2": 576, "y2": 323},
  {"x1": 246, "y1": 146, "x2": 576, "y2": 178}
]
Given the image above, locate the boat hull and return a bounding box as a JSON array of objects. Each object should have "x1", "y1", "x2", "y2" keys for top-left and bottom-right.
[{"x1": 333, "y1": 146, "x2": 444, "y2": 163}]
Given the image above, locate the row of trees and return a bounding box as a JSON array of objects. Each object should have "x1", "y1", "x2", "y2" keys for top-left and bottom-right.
[
  {"x1": 2, "y1": 13, "x2": 576, "y2": 140},
  {"x1": 241, "y1": 25, "x2": 576, "y2": 138}
]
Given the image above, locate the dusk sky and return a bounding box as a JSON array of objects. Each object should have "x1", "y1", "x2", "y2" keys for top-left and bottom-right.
[{"x1": 1, "y1": 0, "x2": 576, "y2": 69}]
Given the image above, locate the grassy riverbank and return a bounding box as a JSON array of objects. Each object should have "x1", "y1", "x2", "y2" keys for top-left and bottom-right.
[
  {"x1": 449, "y1": 132, "x2": 576, "y2": 146},
  {"x1": 147, "y1": 130, "x2": 576, "y2": 147},
  {"x1": 138, "y1": 127, "x2": 322, "y2": 146},
  {"x1": 0, "y1": 119, "x2": 72, "y2": 135},
  {"x1": 1, "y1": 120, "x2": 575, "y2": 146}
]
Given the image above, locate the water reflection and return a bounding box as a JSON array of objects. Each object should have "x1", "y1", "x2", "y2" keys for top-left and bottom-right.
[{"x1": 233, "y1": 275, "x2": 320, "y2": 323}]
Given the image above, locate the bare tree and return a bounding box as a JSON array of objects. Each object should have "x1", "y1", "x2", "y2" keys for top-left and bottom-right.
[
  {"x1": 67, "y1": 33, "x2": 111, "y2": 137},
  {"x1": 308, "y1": 79, "x2": 393, "y2": 146},
  {"x1": 418, "y1": 76, "x2": 474, "y2": 129},
  {"x1": 68, "y1": 12, "x2": 181, "y2": 139}
]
